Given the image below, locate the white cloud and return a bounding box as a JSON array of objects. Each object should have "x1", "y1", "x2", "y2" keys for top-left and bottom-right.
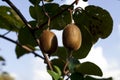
[
  {"x1": 33, "y1": 70, "x2": 52, "y2": 80},
  {"x1": 80, "y1": 46, "x2": 108, "y2": 70},
  {"x1": 81, "y1": 46, "x2": 120, "y2": 80},
  {"x1": 32, "y1": 58, "x2": 52, "y2": 80},
  {"x1": 51, "y1": 30, "x2": 63, "y2": 46}
]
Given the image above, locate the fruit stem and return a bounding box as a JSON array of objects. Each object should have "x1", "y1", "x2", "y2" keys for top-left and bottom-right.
[
  {"x1": 42, "y1": 0, "x2": 51, "y2": 28},
  {"x1": 63, "y1": 49, "x2": 73, "y2": 75},
  {"x1": 43, "y1": 53, "x2": 53, "y2": 71},
  {"x1": 68, "y1": 9, "x2": 73, "y2": 24}
]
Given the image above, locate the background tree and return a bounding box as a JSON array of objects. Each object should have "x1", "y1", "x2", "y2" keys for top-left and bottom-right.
[
  {"x1": 0, "y1": 0, "x2": 113, "y2": 80},
  {"x1": 0, "y1": 56, "x2": 14, "y2": 80}
]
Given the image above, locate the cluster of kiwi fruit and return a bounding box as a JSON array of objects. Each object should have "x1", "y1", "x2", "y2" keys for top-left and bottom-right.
[{"x1": 39, "y1": 23, "x2": 82, "y2": 56}]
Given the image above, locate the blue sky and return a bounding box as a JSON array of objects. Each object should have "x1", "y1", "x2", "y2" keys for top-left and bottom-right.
[{"x1": 0, "y1": 0, "x2": 120, "y2": 80}]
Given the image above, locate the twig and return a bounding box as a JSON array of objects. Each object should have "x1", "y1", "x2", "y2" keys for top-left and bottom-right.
[
  {"x1": 0, "y1": 34, "x2": 44, "y2": 59},
  {"x1": 43, "y1": 52, "x2": 53, "y2": 70},
  {"x1": 3, "y1": 30, "x2": 11, "y2": 36}
]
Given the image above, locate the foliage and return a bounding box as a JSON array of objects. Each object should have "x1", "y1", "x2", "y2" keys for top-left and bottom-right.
[
  {"x1": 0, "y1": 0, "x2": 113, "y2": 80},
  {"x1": 0, "y1": 56, "x2": 5, "y2": 61}
]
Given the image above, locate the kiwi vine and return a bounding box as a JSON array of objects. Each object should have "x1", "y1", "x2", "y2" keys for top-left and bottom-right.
[{"x1": 0, "y1": 0, "x2": 113, "y2": 80}]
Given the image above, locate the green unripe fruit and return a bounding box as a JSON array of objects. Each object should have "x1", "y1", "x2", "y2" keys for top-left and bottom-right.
[
  {"x1": 62, "y1": 24, "x2": 82, "y2": 51},
  {"x1": 39, "y1": 29, "x2": 58, "y2": 54}
]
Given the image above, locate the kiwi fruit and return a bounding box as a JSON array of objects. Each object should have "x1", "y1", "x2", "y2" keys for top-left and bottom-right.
[
  {"x1": 62, "y1": 24, "x2": 82, "y2": 51},
  {"x1": 39, "y1": 29, "x2": 58, "y2": 54}
]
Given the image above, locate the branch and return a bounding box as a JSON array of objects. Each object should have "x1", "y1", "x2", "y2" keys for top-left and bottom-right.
[
  {"x1": 3, "y1": 30, "x2": 11, "y2": 36},
  {"x1": 36, "y1": 38, "x2": 53, "y2": 70},
  {"x1": 0, "y1": 34, "x2": 44, "y2": 59}
]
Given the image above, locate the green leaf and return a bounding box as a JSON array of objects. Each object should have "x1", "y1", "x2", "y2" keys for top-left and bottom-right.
[
  {"x1": 44, "y1": 3, "x2": 66, "y2": 30},
  {"x1": 44, "y1": 3, "x2": 59, "y2": 17},
  {"x1": 18, "y1": 27, "x2": 37, "y2": 47},
  {"x1": 70, "y1": 72, "x2": 84, "y2": 80},
  {"x1": 15, "y1": 45, "x2": 30, "y2": 58},
  {"x1": 47, "y1": 70, "x2": 60, "y2": 80},
  {"x1": 51, "y1": 58, "x2": 65, "y2": 75},
  {"x1": 29, "y1": 4, "x2": 73, "y2": 30},
  {"x1": 47, "y1": 4, "x2": 73, "y2": 30},
  {"x1": 75, "y1": 62, "x2": 103, "y2": 76},
  {"x1": 73, "y1": 5, "x2": 113, "y2": 43},
  {"x1": 72, "y1": 25, "x2": 93, "y2": 59},
  {"x1": 85, "y1": 5, "x2": 113, "y2": 39},
  {"x1": 50, "y1": 5, "x2": 73, "y2": 30},
  {"x1": 29, "y1": 5, "x2": 47, "y2": 26},
  {"x1": 0, "y1": 56, "x2": 5, "y2": 61},
  {"x1": 73, "y1": 7, "x2": 99, "y2": 44},
  {"x1": 0, "y1": 6, "x2": 24, "y2": 32},
  {"x1": 68, "y1": 58, "x2": 80, "y2": 73},
  {"x1": 51, "y1": 47, "x2": 67, "y2": 60},
  {"x1": 53, "y1": 65, "x2": 62, "y2": 76},
  {"x1": 16, "y1": 27, "x2": 37, "y2": 58},
  {"x1": 29, "y1": 0, "x2": 41, "y2": 5}
]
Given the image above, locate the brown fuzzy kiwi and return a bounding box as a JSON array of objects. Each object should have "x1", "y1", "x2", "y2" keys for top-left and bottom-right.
[
  {"x1": 62, "y1": 24, "x2": 82, "y2": 51},
  {"x1": 39, "y1": 29, "x2": 58, "y2": 54}
]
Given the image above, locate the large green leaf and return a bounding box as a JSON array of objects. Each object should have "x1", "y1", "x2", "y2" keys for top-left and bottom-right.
[
  {"x1": 70, "y1": 72, "x2": 84, "y2": 80},
  {"x1": 85, "y1": 5, "x2": 113, "y2": 39},
  {"x1": 73, "y1": 7, "x2": 98, "y2": 43},
  {"x1": 29, "y1": 3, "x2": 73, "y2": 30},
  {"x1": 42, "y1": 4, "x2": 72, "y2": 30},
  {"x1": 15, "y1": 44, "x2": 36, "y2": 58},
  {"x1": 75, "y1": 62, "x2": 103, "y2": 76},
  {"x1": 18, "y1": 27, "x2": 37, "y2": 47},
  {"x1": 29, "y1": 5, "x2": 47, "y2": 26},
  {"x1": 15, "y1": 45, "x2": 29, "y2": 58},
  {"x1": 50, "y1": 4, "x2": 73, "y2": 30},
  {"x1": 73, "y1": 5, "x2": 113, "y2": 43},
  {"x1": 44, "y1": 3, "x2": 60, "y2": 17},
  {"x1": 0, "y1": 6, "x2": 24, "y2": 32}
]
